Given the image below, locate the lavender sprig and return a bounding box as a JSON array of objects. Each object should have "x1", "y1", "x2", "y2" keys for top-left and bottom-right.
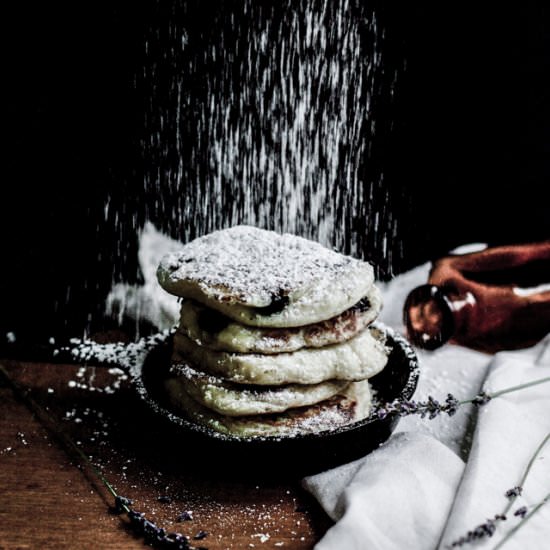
[
  {"x1": 374, "y1": 376, "x2": 550, "y2": 420},
  {"x1": 376, "y1": 393, "x2": 460, "y2": 420},
  {"x1": 448, "y1": 431, "x2": 550, "y2": 548}
]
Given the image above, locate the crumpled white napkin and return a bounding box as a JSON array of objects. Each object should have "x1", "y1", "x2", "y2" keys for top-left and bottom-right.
[{"x1": 303, "y1": 262, "x2": 550, "y2": 550}]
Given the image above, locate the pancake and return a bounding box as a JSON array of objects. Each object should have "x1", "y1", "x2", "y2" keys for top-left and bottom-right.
[
  {"x1": 157, "y1": 226, "x2": 375, "y2": 328},
  {"x1": 164, "y1": 379, "x2": 373, "y2": 437},
  {"x1": 177, "y1": 285, "x2": 382, "y2": 354},
  {"x1": 165, "y1": 364, "x2": 350, "y2": 416},
  {"x1": 171, "y1": 325, "x2": 389, "y2": 385}
]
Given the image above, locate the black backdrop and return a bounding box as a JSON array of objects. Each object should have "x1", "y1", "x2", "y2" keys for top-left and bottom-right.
[{"x1": 3, "y1": 2, "x2": 549, "y2": 342}]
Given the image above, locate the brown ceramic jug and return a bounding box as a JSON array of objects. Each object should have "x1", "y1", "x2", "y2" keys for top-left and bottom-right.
[{"x1": 403, "y1": 241, "x2": 550, "y2": 353}]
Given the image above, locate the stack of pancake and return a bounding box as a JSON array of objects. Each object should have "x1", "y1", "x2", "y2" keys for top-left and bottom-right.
[{"x1": 156, "y1": 226, "x2": 389, "y2": 438}]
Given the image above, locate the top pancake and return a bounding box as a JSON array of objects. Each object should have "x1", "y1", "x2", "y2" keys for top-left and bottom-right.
[{"x1": 157, "y1": 226, "x2": 375, "y2": 328}]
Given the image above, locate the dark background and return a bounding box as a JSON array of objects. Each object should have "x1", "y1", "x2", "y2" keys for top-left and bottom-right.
[{"x1": 2, "y1": 2, "x2": 549, "y2": 343}]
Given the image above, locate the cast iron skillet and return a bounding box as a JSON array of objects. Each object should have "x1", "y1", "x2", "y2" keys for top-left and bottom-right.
[{"x1": 132, "y1": 325, "x2": 419, "y2": 476}]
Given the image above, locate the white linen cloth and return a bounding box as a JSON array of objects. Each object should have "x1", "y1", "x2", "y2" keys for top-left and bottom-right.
[{"x1": 109, "y1": 226, "x2": 550, "y2": 550}]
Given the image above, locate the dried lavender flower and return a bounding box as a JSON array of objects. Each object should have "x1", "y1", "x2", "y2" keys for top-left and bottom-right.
[
  {"x1": 444, "y1": 393, "x2": 460, "y2": 417},
  {"x1": 374, "y1": 393, "x2": 461, "y2": 420},
  {"x1": 513, "y1": 506, "x2": 528, "y2": 519},
  {"x1": 114, "y1": 495, "x2": 134, "y2": 514},
  {"x1": 471, "y1": 391, "x2": 492, "y2": 406},
  {"x1": 126, "y1": 505, "x2": 197, "y2": 549},
  {"x1": 177, "y1": 511, "x2": 194, "y2": 522},
  {"x1": 450, "y1": 514, "x2": 507, "y2": 547},
  {"x1": 505, "y1": 486, "x2": 523, "y2": 499}
]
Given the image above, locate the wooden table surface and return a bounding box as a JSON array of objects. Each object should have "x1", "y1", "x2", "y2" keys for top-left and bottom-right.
[{"x1": 0, "y1": 349, "x2": 332, "y2": 550}]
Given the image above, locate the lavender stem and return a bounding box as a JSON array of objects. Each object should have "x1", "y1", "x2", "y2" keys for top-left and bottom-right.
[
  {"x1": 459, "y1": 376, "x2": 550, "y2": 406},
  {"x1": 503, "y1": 432, "x2": 550, "y2": 515}
]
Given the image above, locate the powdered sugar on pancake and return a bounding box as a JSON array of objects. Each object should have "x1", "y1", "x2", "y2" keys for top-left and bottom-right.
[{"x1": 157, "y1": 226, "x2": 375, "y2": 327}]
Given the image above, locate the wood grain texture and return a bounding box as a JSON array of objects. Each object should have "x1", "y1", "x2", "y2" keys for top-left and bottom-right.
[{"x1": 0, "y1": 359, "x2": 332, "y2": 549}]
